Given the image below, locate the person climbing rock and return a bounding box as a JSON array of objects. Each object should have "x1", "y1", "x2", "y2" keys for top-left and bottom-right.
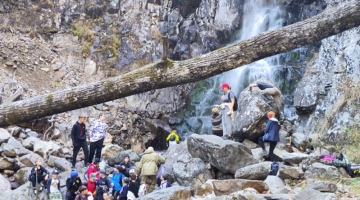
[
  {"x1": 248, "y1": 81, "x2": 284, "y2": 120},
  {"x1": 66, "y1": 171, "x2": 82, "y2": 200},
  {"x1": 210, "y1": 107, "x2": 223, "y2": 137},
  {"x1": 258, "y1": 111, "x2": 280, "y2": 161},
  {"x1": 29, "y1": 159, "x2": 49, "y2": 194},
  {"x1": 166, "y1": 129, "x2": 180, "y2": 147},
  {"x1": 219, "y1": 83, "x2": 235, "y2": 139},
  {"x1": 86, "y1": 158, "x2": 101, "y2": 181},
  {"x1": 88, "y1": 113, "x2": 108, "y2": 164},
  {"x1": 46, "y1": 170, "x2": 62, "y2": 200},
  {"x1": 71, "y1": 113, "x2": 89, "y2": 169},
  {"x1": 119, "y1": 154, "x2": 133, "y2": 177},
  {"x1": 136, "y1": 147, "x2": 165, "y2": 193}
]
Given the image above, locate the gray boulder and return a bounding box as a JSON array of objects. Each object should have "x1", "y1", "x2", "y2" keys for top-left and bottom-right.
[
  {"x1": 0, "y1": 128, "x2": 11, "y2": 144},
  {"x1": 211, "y1": 179, "x2": 269, "y2": 195},
  {"x1": 291, "y1": 132, "x2": 308, "y2": 151},
  {"x1": 187, "y1": 134, "x2": 258, "y2": 174},
  {"x1": 307, "y1": 181, "x2": 338, "y2": 193},
  {"x1": 7, "y1": 137, "x2": 23, "y2": 148},
  {"x1": 20, "y1": 152, "x2": 44, "y2": 167},
  {"x1": 138, "y1": 186, "x2": 191, "y2": 200},
  {"x1": 282, "y1": 152, "x2": 309, "y2": 164},
  {"x1": 304, "y1": 163, "x2": 340, "y2": 180},
  {"x1": 227, "y1": 188, "x2": 265, "y2": 200},
  {"x1": 235, "y1": 162, "x2": 271, "y2": 180},
  {"x1": 1, "y1": 143, "x2": 18, "y2": 157},
  {"x1": 0, "y1": 174, "x2": 11, "y2": 192},
  {"x1": 101, "y1": 144, "x2": 123, "y2": 158},
  {"x1": 163, "y1": 141, "x2": 212, "y2": 188},
  {"x1": 8, "y1": 126, "x2": 23, "y2": 137},
  {"x1": 277, "y1": 165, "x2": 300, "y2": 180},
  {"x1": 53, "y1": 157, "x2": 72, "y2": 172},
  {"x1": 294, "y1": 188, "x2": 338, "y2": 200},
  {"x1": 0, "y1": 157, "x2": 15, "y2": 170},
  {"x1": 33, "y1": 141, "x2": 61, "y2": 158},
  {"x1": 15, "y1": 167, "x2": 32, "y2": 185},
  {"x1": 17, "y1": 148, "x2": 32, "y2": 157},
  {"x1": 22, "y1": 137, "x2": 41, "y2": 150},
  {"x1": 261, "y1": 194, "x2": 295, "y2": 200},
  {"x1": 242, "y1": 139, "x2": 258, "y2": 149},
  {"x1": 1, "y1": 182, "x2": 49, "y2": 200},
  {"x1": 264, "y1": 176, "x2": 285, "y2": 194},
  {"x1": 232, "y1": 79, "x2": 283, "y2": 141},
  {"x1": 108, "y1": 150, "x2": 140, "y2": 166}
]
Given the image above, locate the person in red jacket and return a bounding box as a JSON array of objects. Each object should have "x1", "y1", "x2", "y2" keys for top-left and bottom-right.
[
  {"x1": 87, "y1": 158, "x2": 100, "y2": 180},
  {"x1": 87, "y1": 173, "x2": 97, "y2": 197}
]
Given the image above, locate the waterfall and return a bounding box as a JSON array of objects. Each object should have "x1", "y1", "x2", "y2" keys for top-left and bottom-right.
[{"x1": 176, "y1": 0, "x2": 306, "y2": 137}]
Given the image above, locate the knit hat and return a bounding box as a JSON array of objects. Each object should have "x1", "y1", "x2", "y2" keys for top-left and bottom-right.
[
  {"x1": 115, "y1": 165, "x2": 122, "y2": 172},
  {"x1": 70, "y1": 171, "x2": 78, "y2": 179},
  {"x1": 93, "y1": 158, "x2": 100, "y2": 164}
]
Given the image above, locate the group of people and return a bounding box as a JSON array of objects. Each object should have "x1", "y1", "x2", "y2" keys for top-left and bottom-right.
[{"x1": 211, "y1": 81, "x2": 283, "y2": 161}]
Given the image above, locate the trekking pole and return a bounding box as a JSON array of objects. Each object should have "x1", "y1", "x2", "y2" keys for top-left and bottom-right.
[{"x1": 35, "y1": 168, "x2": 39, "y2": 198}]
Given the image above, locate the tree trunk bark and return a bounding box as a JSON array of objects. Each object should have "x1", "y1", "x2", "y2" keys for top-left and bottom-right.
[{"x1": 0, "y1": 1, "x2": 359, "y2": 127}]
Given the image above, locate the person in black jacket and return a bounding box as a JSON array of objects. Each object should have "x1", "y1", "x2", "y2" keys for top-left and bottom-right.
[
  {"x1": 66, "y1": 171, "x2": 82, "y2": 200},
  {"x1": 258, "y1": 111, "x2": 280, "y2": 161},
  {"x1": 29, "y1": 159, "x2": 49, "y2": 194},
  {"x1": 128, "y1": 171, "x2": 140, "y2": 198},
  {"x1": 71, "y1": 113, "x2": 89, "y2": 169},
  {"x1": 119, "y1": 154, "x2": 132, "y2": 177}
]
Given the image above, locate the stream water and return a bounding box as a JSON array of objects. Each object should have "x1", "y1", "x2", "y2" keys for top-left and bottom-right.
[{"x1": 176, "y1": 0, "x2": 308, "y2": 137}]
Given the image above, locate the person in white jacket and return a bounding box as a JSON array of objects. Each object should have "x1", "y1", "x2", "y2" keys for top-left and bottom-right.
[{"x1": 88, "y1": 113, "x2": 108, "y2": 164}]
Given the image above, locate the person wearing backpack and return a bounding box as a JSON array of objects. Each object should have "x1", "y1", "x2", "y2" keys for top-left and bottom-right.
[
  {"x1": 258, "y1": 111, "x2": 280, "y2": 161},
  {"x1": 117, "y1": 177, "x2": 129, "y2": 200},
  {"x1": 96, "y1": 169, "x2": 112, "y2": 200},
  {"x1": 86, "y1": 158, "x2": 100, "y2": 181},
  {"x1": 71, "y1": 113, "x2": 89, "y2": 169},
  {"x1": 111, "y1": 165, "x2": 126, "y2": 198},
  {"x1": 66, "y1": 171, "x2": 82, "y2": 200},
  {"x1": 166, "y1": 130, "x2": 179, "y2": 147},
  {"x1": 29, "y1": 159, "x2": 49, "y2": 194},
  {"x1": 219, "y1": 83, "x2": 237, "y2": 140}
]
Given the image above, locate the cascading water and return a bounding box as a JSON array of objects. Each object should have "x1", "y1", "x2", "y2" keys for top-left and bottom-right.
[{"x1": 176, "y1": 0, "x2": 307, "y2": 137}]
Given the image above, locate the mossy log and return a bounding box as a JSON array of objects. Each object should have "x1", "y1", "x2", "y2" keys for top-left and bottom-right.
[{"x1": 0, "y1": 1, "x2": 360, "y2": 127}]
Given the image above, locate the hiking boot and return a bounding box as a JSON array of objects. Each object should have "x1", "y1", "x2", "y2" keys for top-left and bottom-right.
[
  {"x1": 261, "y1": 149, "x2": 268, "y2": 155},
  {"x1": 222, "y1": 135, "x2": 231, "y2": 140}
]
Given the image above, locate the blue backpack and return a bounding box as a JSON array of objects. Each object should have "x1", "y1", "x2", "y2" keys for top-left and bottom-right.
[{"x1": 269, "y1": 162, "x2": 279, "y2": 176}]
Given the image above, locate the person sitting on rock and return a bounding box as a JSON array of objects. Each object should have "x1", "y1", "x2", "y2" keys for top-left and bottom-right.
[
  {"x1": 66, "y1": 171, "x2": 82, "y2": 200},
  {"x1": 29, "y1": 158, "x2": 49, "y2": 194},
  {"x1": 87, "y1": 158, "x2": 101, "y2": 180},
  {"x1": 111, "y1": 165, "x2": 126, "y2": 198},
  {"x1": 210, "y1": 107, "x2": 223, "y2": 137},
  {"x1": 75, "y1": 185, "x2": 94, "y2": 200},
  {"x1": 159, "y1": 174, "x2": 172, "y2": 189},
  {"x1": 96, "y1": 169, "x2": 112, "y2": 200},
  {"x1": 88, "y1": 113, "x2": 108, "y2": 165},
  {"x1": 166, "y1": 130, "x2": 180, "y2": 147},
  {"x1": 117, "y1": 177, "x2": 129, "y2": 200},
  {"x1": 248, "y1": 81, "x2": 284, "y2": 121},
  {"x1": 138, "y1": 178, "x2": 152, "y2": 197},
  {"x1": 119, "y1": 154, "x2": 132, "y2": 177},
  {"x1": 258, "y1": 111, "x2": 280, "y2": 161},
  {"x1": 87, "y1": 173, "x2": 97, "y2": 197},
  {"x1": 128, "y1": 173, "x2": 140, "y2": 199},
  {"x1": 71, "y1": 113, "x2": 89, "y2": 169},
  {"x1": 46, "y1": 170, "x2": 62, "y2": 200},
  {"x1": 219, "y1": 83, "x2": 235, "y2": 140},
  {"x1": 136, "y1": 147, "x2": 165, "y2": 193}
]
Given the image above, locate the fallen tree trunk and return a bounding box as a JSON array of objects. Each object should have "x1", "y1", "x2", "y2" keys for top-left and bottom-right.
[{"x1": 0, "y1": 1, "x2": 359, "y2": 127}]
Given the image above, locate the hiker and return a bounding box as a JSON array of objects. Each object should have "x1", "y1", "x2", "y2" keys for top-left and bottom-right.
[
  {"x1": 96, "y1": 169, "x2": 112, "y2": 200},
  {"x1": 249, "y1": 81, "x2": 284, "y2": 120},
  {"x1": 75, "y1": 186, "x2": 94, "y2": 200},
  {"x1": 258, "y1": 111, "x2": 280, "y2": 161},
  {"x1": 210, "y1": 107, "x2": 223, "y2": 137},
  {"x1": 166, "y1": 129, "x2": 180, "y2": 147},
  {"x1": 66, "y1": 171, "x2": 82, "y2": 200},
  {"x1": 128, "y1": 173, "x2": 140, "y2": 199},
  {"x1": 159, "y1": 174, "x2": 171, "y2": 189},
  {"x1": 71, "y1": 113, "x2": 89, "y2": 169},
  {"x1": 138, "y1": 178, "x2": 152, "y2": 197},
  {"x1": 87, "y1": 158, "x2": 101, "y2": 180},
  {"x1": 111, "y1": 165, "x2": 126, "y2": 198},
  {"x1": 88, "y1": 113, "x2": 108, "y2": 164},
  {"x1": 117, "y1": 177, "x2": 129, "y2": 200},
  {"x1": 46, "y1": 170, "x2": 62, "y2": 200},
  {"x1": 29, "y1": 159, "x2": 49, "y2": 194},
  {"x1": 136, "y1": 146, "x2": 165, "y2": 193},
  {"x1": 87, "y1": 173, "x2": 97, "y2": 197},
  {"x1": 119, "y1": 154, "x2": 132, "y2": 177},
  {"x1": 219, "y1": 83, "x2": 235, "y2": 140}
]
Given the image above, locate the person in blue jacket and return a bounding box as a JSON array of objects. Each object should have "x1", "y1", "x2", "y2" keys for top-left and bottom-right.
[
  {"x1": 46, "y1": 170, "x2": 62, "y2": 200},
  {"x1": 258, "y1": 111, "x2": 280, "y2": 161},
  {"x1": 111, "y1": 165, "x2": 126, "y2": 198}
]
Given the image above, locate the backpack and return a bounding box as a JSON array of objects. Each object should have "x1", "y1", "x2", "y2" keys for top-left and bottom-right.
[
  {"x1": 269, "y1": 162, "x2": 279, "y2": 176},
  {"x1": 228, "y1": 92, "x2": 238, "y2": 111},
  {"x1": 169, "y1": 134, "x2": 176, "y2": 141}
]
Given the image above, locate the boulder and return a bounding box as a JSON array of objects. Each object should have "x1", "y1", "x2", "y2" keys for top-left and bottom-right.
[
  {"x1": 235, "y1": 162, "x2": 271, "y2": 180},
  {"x1": 264, "y1": 176, "x2": 285, "y2": 194},
  {"x1": 164, "y1": 141, "x2": 212, "y2": 187},
  {"x1": 15, "y1": 167, "x2": 32, "y2": 185},
  {"x1": 51, "y1": 129, "x2": 61, "y2": 140},
  {"x1": 261, "y1": 194, "x2": 295, "y2": 200},
  {"x1": 304, "y1": 163, "x2": 340, "y2": 180},
  {"x1": 294, "y1": 188, "x2": 338, "y2": 200},
  {"x1": 194, "y1": 183, "x2": 214, "y2": 197},
  {"x1": 0, "y1": 128, "x2": 11, "y2": 144},
  {"x1": 54, "y1": 157, "x2": 72, "y2": 172},
  {"x1": 19, "y1": 152, "x2": 44, "y2": 167},
  {"x1": 33, "y1": 141, "x2": 61, "y2": 158},
  {"x1": 26, "y1": 131, "x2": 39, "y2": 138},
  {"x1": 232, "y1": 79, "x2": 283, "y2": 141},
  {"x1": 187, "y1": 134, "x2": 258, "y2": 174},
  {"x1": 227, "y1": 188, "x2": 265, "y2": 200},
  {"x1": 0, "y1": 157, "x2": 15, "y2": 170},
  {"x1": 138, "y1": 186, "x2": 191, "y2": 200},
  {"x1": 277, "y1": 186, "x2": 292, "y2": 194},
  {"x1": 307, "y1": 181, "x2": 338, "y2": 193},
  {"x1": 242, "y1": 139, "x2": 258, "y2": 149},
  {"x1": 1, "y1": 182, "x2": 49, "y2": 200},
  {"x1": 282, "y1": 152, "x2": 309, "y2": 164},
  {"x1": 291, "y1": 132, "x2": 308, "y2": 151},
  {"x1": 103, "y1": 132, "x2": 113, "y2": 146},
  {"x1": 7, "y1": 137, "x2": 23, "y2": 149},
  {"x1": 277, "y1": 165, "x2": 300, "y2": 180},
  {"x1": 17, "y1": 148, "x2": 32, "y2": 157},
  {"x1": 8, "y1": 126, "x2": 23, "y2": 137},
  {"x1": 210, "y1": 179, "x2": 269, "y2": 195},
  {"x1": 101, "y1": 144, "x2": 123, "y2": 158},
  {"x1": 0, "y1": 174, "x2": 11, "y2": 192},
  {"x1": 22, "y1": 137, "x2": 41, "y2": 150},
  {"x1": 1, "y1": 143, "x2": 18, "y2": 157},
  {"x1": 107, "y1": 150, "x2": 140, "y2": 166}
]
